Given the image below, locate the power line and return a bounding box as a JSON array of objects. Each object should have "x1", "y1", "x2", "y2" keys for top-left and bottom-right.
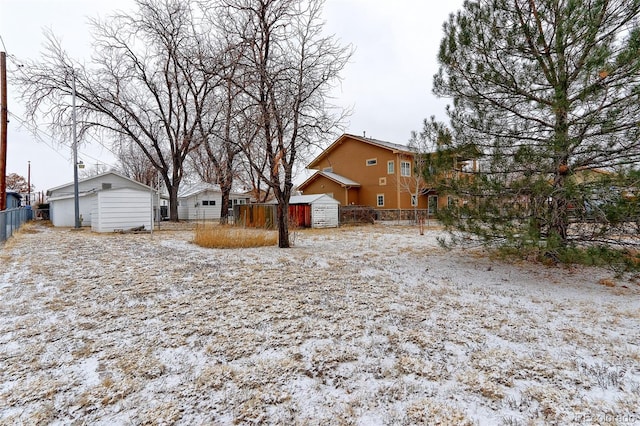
[{"x1": 8, "y1": 110, "x2": 115, "y2": 166}]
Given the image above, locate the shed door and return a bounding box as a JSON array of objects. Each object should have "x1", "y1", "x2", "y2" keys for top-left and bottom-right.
[{"x1": 312, "y1": 203, "x2": 338, "y2": 228}]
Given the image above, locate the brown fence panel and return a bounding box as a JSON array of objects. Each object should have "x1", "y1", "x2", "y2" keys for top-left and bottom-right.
[{"x1": 236, "y1": 204, "x2": 277, "y2": 229}]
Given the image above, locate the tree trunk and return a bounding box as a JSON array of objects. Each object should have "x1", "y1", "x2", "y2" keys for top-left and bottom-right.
[
  {"x1": 277, "y1": 200, "x2": 290, "y2": 248},
  {"x1": 549, "y1": 167, "x2": 569, "y2": 245},
  {"x1": 219, "y1": 180, "x2": 231, "y2": 225},
  {"x1": 168, "y1": 184, "x2": 179, "y2": 221}
]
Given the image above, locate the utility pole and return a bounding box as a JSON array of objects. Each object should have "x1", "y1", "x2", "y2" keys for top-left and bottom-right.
[
  {"x1": 27, "y1": 160, "x2": 31, "y2": 206},
  {"x1": 71, "y1": 70, "x2": 80, "y2": 228},
  {"x1": 1, "y1": 51, "x2": 8, "y2": 211}
]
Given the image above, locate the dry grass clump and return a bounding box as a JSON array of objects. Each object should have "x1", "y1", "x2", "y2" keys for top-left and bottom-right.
[{"x1": 193, "y1": 224, "x2": 277, "y2": 248}]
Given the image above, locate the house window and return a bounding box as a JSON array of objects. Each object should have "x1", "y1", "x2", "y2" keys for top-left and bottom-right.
[
  {"x1": 366, "y1": 158, "x2": 378, "y2": 166},
  {"x1": 411, "y1": 195, "x2": 418, "y2": 206},
  {"x1": 387, "y1": 161, "x2": 394, "y2": 174},
  {"x1": 202, "y1": 200, "x2": 216, "y2": 206},
  {"x1": 379, "y1": 177, "x2": 387, "y2": 186},
  {"x1": 377, "y1": 194, "x2": 385, "y2": 207},
  {"x1": 401, "y1": 161, "x2": 411, "y2": 177}
]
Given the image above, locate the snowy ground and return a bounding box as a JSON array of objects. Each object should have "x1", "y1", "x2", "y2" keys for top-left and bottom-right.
[{"x1": 1, "y1": 222, "x2": 639, "y2": 425}]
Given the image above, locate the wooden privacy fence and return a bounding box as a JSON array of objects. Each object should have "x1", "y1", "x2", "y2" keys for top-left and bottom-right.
[
  {"x1": 235, "y1": 203, "x2": 314, "y2": 229},
  {"x1": 235, "y1": 204, "x2": 277, "y2": 228}
]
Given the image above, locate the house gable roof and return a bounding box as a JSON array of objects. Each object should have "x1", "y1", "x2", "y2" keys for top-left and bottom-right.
[
  {"x1": 178, "y1": 182, "x2": 250, "y2": 199},
  {"x1": 307, "y1": 133, "x2": 415, "y2": 170},
  {"x1": 298, "y1": 170, "x2": 361, "y2": 191},
  {"x1": 178, "y1": 182, "x2": 222, "y2": 199}
]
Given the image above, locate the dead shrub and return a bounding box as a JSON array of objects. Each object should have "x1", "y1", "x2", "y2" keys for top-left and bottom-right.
[
  {"x1": 193, "y1": 224, "x2": 277, "y2": 248},
  {"x1": 598, "y1": 278, "x2": 616, "y2": 287}
]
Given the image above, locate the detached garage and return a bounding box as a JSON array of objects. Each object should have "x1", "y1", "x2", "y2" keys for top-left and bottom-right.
[
  {"x1": 289, "y1": 194, "x2": 340, "y2": 228},
  {"x1": 91, "y1": 187, "x2": 153, "y2": 233},
  {"x1": 47, "y1": 171, "x2": 158, "y2": 230}
]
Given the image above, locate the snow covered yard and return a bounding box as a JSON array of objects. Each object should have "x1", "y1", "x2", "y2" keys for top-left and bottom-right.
[{"x1": 1, "y1": 223, "x2": 639, "y2": 425}]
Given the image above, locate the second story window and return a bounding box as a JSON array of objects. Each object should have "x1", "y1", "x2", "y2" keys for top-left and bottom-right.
[
  {"x1": 387, "y1": 161, "x2": 394, "y2": 174},
  {"x1": 366, "y1": 158, "x2": 378, "y2": 166},
  {"x1": 401, "y1": 161, "x2": 411, "y2": 177}
]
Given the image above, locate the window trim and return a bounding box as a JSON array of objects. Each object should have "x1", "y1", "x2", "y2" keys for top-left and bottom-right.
[
  {"x1": 387, "y1": 160, "x2": 394, "y2": 174},
  {"x1": 366, "y1": 158, "x2": 378, "y2": 166},
  {"x1": 377, "y1": 194, "x2": 385, "y2": 207},
  {"x1": 379, "y1": 177, "x2": 387, "y2": 186},
  {"x1": 400, "y1": 161, "x2": 412, "y2": 177}
]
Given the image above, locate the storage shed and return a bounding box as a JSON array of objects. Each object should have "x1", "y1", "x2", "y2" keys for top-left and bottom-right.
[
  {"x1": 289, "y1": 194, "x2": 340, "y2": 228},
  {"x1": 91, "y1": 187, "x2": 153, "y2": 233}
]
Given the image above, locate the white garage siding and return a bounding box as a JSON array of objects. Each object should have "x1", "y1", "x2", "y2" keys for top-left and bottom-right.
[
  {"x1": 49, "y1": 194, "x2": 95, "y2": 227},
  {"x1": 91, "y1": 188, "x2": 153, "y2": 233}
]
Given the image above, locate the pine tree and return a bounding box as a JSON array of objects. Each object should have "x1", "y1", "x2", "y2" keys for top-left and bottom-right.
[{"x1": 431, "y1": 0, "x2": 640, "y2": 251}]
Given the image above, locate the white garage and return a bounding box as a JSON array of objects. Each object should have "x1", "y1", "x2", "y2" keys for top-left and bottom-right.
[{"x1": 47, "y1": 172, "x2": 158, "y2": 231}]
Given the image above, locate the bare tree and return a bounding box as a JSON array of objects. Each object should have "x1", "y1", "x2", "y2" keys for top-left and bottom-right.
[
  {"x1": 402, "y1": 127, "x2": 436, "y2": 226},
  {"x1": 189, "y1": 38, "x2": 249, "y2": 224},
  {"x1": 116, "y1": 140, "x2": 158, "y2": 187},
  {"x1": 5, "y1": 173, "x2": 33, "y2": 193},
  {"x1": 215, "y1": 0, "x2": 352, "y2": 247},
  {"x1": 14, "y1": 0, "x2": 222, "y2": 220}
]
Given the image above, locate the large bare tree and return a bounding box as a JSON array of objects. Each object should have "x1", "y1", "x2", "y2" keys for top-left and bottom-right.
[
  {"x1": 14, "y1": 0, "x2": 222, "y2": 220},
  {"x1": 189, "y1": 38, "x2": 249, "y2": 224},
  {"x1": 214, "y1": 0, "x2": 352, "y2": 247}
]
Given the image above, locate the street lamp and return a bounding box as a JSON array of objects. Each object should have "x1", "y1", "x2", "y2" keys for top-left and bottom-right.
[{"x1": 71, "y1": 70, "x2": 80, "y2": 229}]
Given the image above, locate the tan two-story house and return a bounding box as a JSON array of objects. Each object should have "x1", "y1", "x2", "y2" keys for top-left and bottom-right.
[{"x1": 298, "y1": 133, "x2": 448, "y2": 215}]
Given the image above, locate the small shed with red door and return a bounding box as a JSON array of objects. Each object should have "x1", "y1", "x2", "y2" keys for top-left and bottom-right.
[{"x1": 289, "y1": 194, "x2": 340, "y2": 228}]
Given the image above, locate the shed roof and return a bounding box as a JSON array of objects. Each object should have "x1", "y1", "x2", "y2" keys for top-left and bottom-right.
[{"x1": 289, "y1": 194, "x2": 340, "y2": 205}]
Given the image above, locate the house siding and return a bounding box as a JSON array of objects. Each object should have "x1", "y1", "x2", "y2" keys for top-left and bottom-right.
[
  {"x1": 179, "y1": 190, "x2": 223, "y2": 221},
  {"x1": 301, "y1": 178, "x2": 352, "y2": 205},
  {"x1": 305, "y1": 136, "x2": 427, "y2": 209}
]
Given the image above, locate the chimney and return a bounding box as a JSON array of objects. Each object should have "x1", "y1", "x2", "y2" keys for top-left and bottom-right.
[{"x1": 363, "y1": 131, "x2": 366, "y2": 138}]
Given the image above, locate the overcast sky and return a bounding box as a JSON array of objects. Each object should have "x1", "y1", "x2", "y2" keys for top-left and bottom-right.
[{"x1": 0, "y1": 0, "x2": 463, "y2": 192}]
